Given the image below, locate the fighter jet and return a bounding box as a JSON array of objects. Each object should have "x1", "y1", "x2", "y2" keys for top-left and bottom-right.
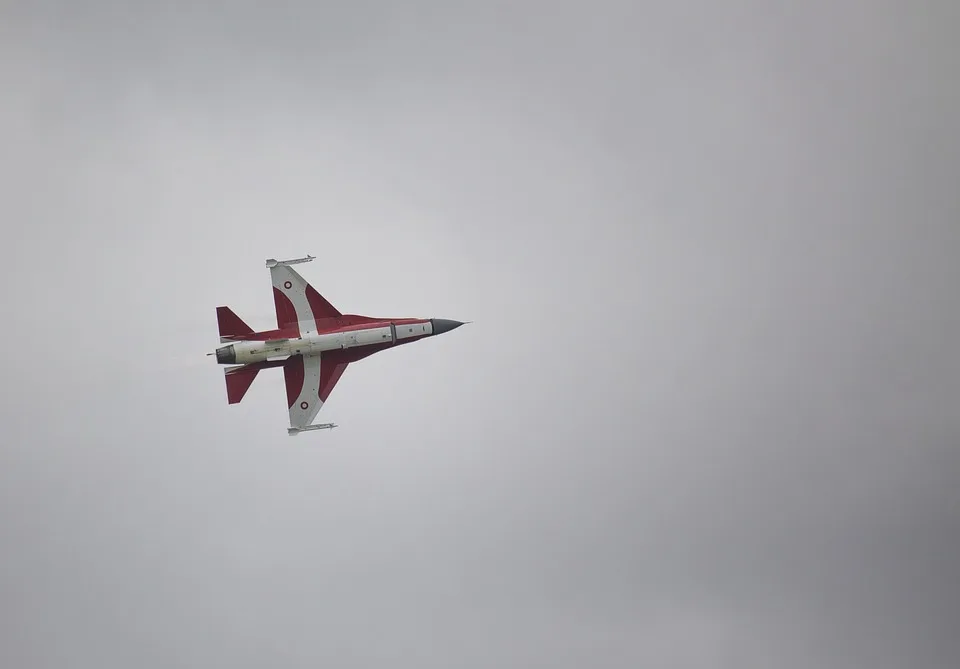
[{"x1": 211, "y1": 255, "x2": 466, "y2": 435}]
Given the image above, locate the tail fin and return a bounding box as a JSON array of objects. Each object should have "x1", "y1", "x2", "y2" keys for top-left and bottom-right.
[{"x1": 217, "y1": 306, "x2": 254, "y2": 341}]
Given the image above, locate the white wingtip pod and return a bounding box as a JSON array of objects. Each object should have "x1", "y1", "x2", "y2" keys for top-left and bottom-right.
[
  {"x1": 287, "y1": 423, "x2": 338, "y2": 436},
  {"x1": 266, "y1": 255, "x2": 315, "y2": 268}
]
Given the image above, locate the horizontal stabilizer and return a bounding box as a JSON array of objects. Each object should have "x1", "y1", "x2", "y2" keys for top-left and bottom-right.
[
  {"x1": 225, "y1": 366, "x2": 258, "y2": 404},
  {"x1": 217, "y1": 306, "x2": 254, "y2": 339},
  {"x1": 224, "y1": 360, "x2": 285, "y2": 404}
]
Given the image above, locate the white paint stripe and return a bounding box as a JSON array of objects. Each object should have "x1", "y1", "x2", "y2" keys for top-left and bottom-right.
[
  {"x1": 288, "y1": 354, "x2": 323, "y2": 429},
  {"x1": 270, "y1": 265, "x2": 318, "y2": 333}
]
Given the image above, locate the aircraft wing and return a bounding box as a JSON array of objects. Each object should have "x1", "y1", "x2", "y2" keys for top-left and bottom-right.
[
  {"x1": 267, "y1": 256, "x2": 341, "y2": 335},
  {"x1": 282, "y1": 353, "x2": 346, "y2": 434}
]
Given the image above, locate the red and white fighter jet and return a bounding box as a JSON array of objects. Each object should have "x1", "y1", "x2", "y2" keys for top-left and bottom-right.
[{"x1": 212, "y1": 255, "x2": 466, "y2": 435}]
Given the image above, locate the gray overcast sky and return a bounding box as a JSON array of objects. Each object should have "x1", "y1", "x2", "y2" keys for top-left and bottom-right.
[{"x1": 2, "y1": 1, "x2": 959, "y2": 667}]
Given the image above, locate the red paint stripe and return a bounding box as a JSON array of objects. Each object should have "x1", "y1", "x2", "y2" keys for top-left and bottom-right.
[
  {"x1": 283, "y1": 355, "x2": 305, "y2": 408},
  {"x1": 221, "y1": 327, "x2": 300, "y2": 341},
  {"x1": 319, "y1": 362, "x2": 348, "y2": 402},
  {"x1": 305, "y1": 284, "x2": 341, "y2": 323},
  {"x1": 273, "y1": 287, "x2": 300, "y2": 334},
  {"x1": 326, "y1": 318, "x2": 429, "y2": 334},
  {"x1": 224, "y1": 360, "x2": 287, "y2": 404},
  {"x1": 309, "y1": 316, "x2": 430, "y2": 334},
  {"x1": 225, "y1": 368, "x2": 259, "y2": 404}
]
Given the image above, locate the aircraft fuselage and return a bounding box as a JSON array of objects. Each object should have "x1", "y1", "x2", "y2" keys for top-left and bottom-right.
[{"x1": 215, "y1": 317, "x2": 461, "y2": 365}]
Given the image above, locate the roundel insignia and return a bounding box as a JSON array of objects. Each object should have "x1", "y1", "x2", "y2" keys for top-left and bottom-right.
[
  {"x1": 284, "y1": 281, "x2": 293, "y2": 289},
  {"x1": 300, "y1": 401, "x2": 309, "y2": 410}
]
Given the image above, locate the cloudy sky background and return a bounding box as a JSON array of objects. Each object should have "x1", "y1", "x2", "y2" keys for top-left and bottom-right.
[{"x1": 2, "y1": 1, "x2": 958, "y2": 667}]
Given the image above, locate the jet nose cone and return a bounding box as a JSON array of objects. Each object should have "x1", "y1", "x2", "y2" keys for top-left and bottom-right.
[{"x1": 431, "y1": 318, "x2": 467, "y2": 336}]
